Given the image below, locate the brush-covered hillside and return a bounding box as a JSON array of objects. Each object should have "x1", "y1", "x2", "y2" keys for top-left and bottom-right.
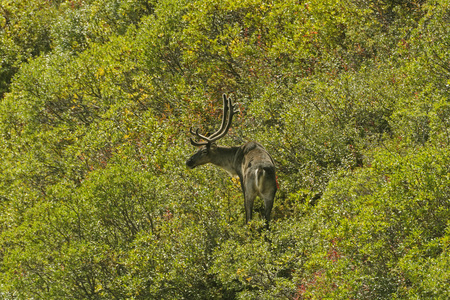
[{"x1": 0, "y1": 0, "x2": 449, "y2": 298}]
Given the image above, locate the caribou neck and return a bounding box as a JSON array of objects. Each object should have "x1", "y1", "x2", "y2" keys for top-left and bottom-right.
[{"x1": 210, "y1": 146, "x2": 240, "y2": 177}]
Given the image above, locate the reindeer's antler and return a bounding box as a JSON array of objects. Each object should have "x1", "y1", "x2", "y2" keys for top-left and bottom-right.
[{"x1": 190, "y1": 94, "x2": 238, "y2": 146}]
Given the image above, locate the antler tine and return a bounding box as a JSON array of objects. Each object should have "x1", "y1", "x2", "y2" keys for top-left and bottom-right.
[
  {"x1": 190, "y1": 127, "x2": 211, "y2": 141},
  {"x1": 189, "y1": 94, "x2": 236, "y2": 146},
  {"x1": 207, "y1": 94, "x2": 235, "y2": 142},
  {"x1": 208, "y1": 94, "x2": 230, "y2": 141},
  {"x1": 189, "y1": 137, "x2": 209, "y2": 147},
  {"x1": 189, "y1": 127, "x2": 212, "y2": 146}
]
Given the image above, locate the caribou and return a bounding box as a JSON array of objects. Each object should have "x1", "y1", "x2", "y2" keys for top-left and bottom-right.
[{"x1": 186, "y1": 94, "x2": 277, "y2": 229}]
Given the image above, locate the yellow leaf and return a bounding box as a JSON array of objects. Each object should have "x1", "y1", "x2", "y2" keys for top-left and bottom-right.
[{"x1": 96, "y1": 67, "x2": 105, "y2": 78}]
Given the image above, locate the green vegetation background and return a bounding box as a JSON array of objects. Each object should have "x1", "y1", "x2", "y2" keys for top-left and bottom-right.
[{"x1": 0, "y1": 0, "x2": 449, "y2": 298}]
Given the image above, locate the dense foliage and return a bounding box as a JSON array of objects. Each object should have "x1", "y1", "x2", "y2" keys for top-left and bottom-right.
[{"x1": 1, "y1": 0, "x2": 449, "y2": 298}]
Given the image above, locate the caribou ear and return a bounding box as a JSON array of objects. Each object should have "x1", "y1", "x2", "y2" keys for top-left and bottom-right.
[{"x1": 209, "y1": 142, "x2": 218, "y2": 150}]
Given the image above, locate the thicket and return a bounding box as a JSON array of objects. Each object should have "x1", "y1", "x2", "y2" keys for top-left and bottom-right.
[{"x1": 0, "y1": 0, "x2": 449, "y2": 298}]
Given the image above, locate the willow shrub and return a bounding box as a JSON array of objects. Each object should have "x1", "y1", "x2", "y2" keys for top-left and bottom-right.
[{"x1": 300, "y1": 145, "x2": 450, "y2": 299}]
